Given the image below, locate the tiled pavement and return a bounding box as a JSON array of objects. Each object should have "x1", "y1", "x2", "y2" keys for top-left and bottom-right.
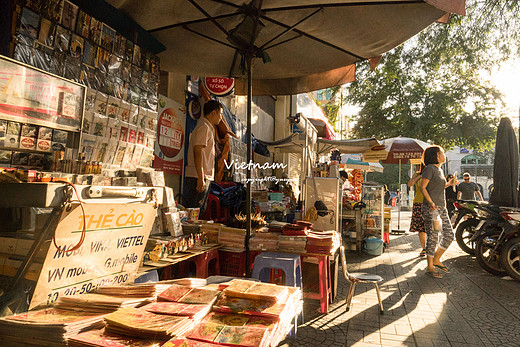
[{"x1": 279, "y1": 210, "x2": 520, "y2": 346}]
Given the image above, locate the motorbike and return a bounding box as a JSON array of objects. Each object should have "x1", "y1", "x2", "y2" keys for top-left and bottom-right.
[
  {"x1": 474, "y1": 206, "x2": 520, "y2": 276},
  {"x1": 499, "y1": 209, "x2": 520, "y2": 281},
  {"x1": 452, "y1": 200, "x2": 486, "y2": 255}
]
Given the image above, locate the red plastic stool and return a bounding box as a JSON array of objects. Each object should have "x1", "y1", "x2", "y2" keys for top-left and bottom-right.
[{"x1": 192, "y1": 249, "x2": 220, "y2": 278}]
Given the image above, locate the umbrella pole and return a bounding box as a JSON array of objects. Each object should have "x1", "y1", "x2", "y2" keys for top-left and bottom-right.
[
  {"x1": 245, "y1": 54, "x2": 252, "y2": 277},
  {"x1": 392, "y1": 159, "x2": 405, "y2": 234}
]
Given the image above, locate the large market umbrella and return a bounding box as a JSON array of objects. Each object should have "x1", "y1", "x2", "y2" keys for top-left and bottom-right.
[
  {"x1": 381, "y1": 136, "x2": 429, "y2": 232},
  {"x1": 105, "y1": 0, "x2": 465, "y2": 274},
  {"x1": 341, "y1": 154, "x2": 384, "y2": 173},
  {"x1": 489, "y1": 117, "x2": 518, "y2": 207}
]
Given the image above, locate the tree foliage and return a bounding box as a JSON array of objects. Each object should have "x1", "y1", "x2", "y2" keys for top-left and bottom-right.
[{"x1": 346, "y1": 0, "x2": 520, "y2": 151}]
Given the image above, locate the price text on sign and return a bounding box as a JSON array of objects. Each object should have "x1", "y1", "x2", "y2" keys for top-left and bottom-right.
[{"x1": 30, "y1": 203, "x2": 156, "y2": 309}]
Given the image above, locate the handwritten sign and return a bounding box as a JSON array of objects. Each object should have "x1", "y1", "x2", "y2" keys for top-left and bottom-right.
[{"x1": 30, "y1": 202, "x2": 156, "y2": 309}]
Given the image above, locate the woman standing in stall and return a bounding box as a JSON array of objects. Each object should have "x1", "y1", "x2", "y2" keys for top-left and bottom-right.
[{"x1": 420, "y1": 146, "x2": 456, "y2": 279}]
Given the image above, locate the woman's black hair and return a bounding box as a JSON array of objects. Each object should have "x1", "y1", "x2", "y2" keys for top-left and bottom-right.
[{"x1": 422, "y1": 146, "x2": 443, "y2": 166}]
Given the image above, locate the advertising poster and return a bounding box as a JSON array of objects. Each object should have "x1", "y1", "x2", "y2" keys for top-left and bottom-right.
[
  {"x1": 153, "y1": 95, "x2": 185, "y2": 175},
  {"x1": 0, "y1": 56, "x2": 84, "y2": 132},
  {"x1": 31, "y1": 202, "x2": 156, "y2": 309}
]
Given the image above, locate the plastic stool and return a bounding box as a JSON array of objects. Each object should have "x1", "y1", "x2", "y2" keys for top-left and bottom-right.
[
  {"x1": 193, "y1": 249, "x2": 220, "y2": 278},
  {"x1": 252, "y1": 252, "x2": 302, "y2": 291}
]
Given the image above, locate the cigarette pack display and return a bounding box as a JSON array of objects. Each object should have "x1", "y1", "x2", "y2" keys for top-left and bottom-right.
[
  {"x1": 119, "y1": 125, "x2": 128, "y2": 142},
  {"x1": 128, "y1": 126, "x2": 137, "y2": 144},
  {"x1": 70, "y1": 33, "x2": 84, "y2": 58},
  {"x1": 61, "y1": 0, "x2": 79, "y2": 31},
  {"x1": 58, "y1": 91, "x2": 80, "y2": 118},
  {"x1": 94, "y1": 92, "x2": 108, "y2": 115},
  {"x1": 7, "y1": 122, "x2": 21, "y2": 136},
  {"x1": 28, "y1": 153, "x2": 45, "y2": 166},
  {"x1": 11, "y1": 152, "x2": 30, "y2": 166},
  {"x1": 82, "y1": 111, "x2": 94, "y2": 133},
  {"x1": 0, "y1": 120, "x2": 6, "y2": 147},
  {"x1": 52, "y1": 129, "x2": 68, "y2": 144},
  {"x1": 0, "y1": 150, "x2": 12, "y2": 166},
  {"x1": 89, "y1": 17, "x2": 102, "y2": 45},
  {"x1": 107, "y1": 117, "x2": 120, "y2": 140},
  {"x1": 54, "y1": 25, "x2": 70, "y2": 52},
  {"x1": 36, "y1": 138, "x2": 52, "y2": 152},
  {"x1": 20, "y1": 136, "x2": 36, "y2": 150},
  {"x1": 5, "y1": 134, "x2": 20, "y2": 148},
  {"x1": 137, "y1": 131, "x2": 144, "y2": 145},
  {"x1": 37, "y1": 126, "x2": 53, "y2": 140},
  {"x1": 18, "y1": 7, "x2": 40, "y2": 40},
  {"x1": 37, "y1": 18, "x2": 56, "y2": 47},
  {"x1": 100, "y1": 23, "x2": 115, "y2": 51},
  {"x1": 75, "y1": 10, "x2": 90, "y2": 38},
  {"x1": 21, "y1": 124, "x2": 38, "y2": 138}
]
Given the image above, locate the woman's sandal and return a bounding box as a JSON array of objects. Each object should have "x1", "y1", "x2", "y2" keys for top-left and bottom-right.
[
  {"x1": 434, "y1": 264, "x2": 450, "y2": 273},
  {"x1": 419, "y1": 249, "x2": 426, "y2": 257},
  {"x1": 426, "y1": 269, "x2": 443, "y2": 278}
]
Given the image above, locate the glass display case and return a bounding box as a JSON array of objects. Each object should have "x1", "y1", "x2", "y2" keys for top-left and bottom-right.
[{"x1": 361, "y1": 184, "x2": 384, "y2": 239}]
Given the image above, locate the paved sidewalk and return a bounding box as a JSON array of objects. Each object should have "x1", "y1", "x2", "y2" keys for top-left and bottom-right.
[{"x1": 280, "y1": 209, "x2": 520, "y2": 346}]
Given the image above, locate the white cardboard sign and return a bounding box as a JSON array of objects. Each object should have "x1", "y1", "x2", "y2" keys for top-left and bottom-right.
[{"x1": 30, "y1": 202, "x2": 156, "y2": 309}]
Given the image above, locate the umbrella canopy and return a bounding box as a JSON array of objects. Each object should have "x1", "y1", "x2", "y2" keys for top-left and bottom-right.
[
  {"x1": 381, "y1": 136, "x2": 429, "y2": 164},
  {"x1": 106, "y1": 0, "x2": 465, "y2": 95},
  {"x1": 340, "y1": 154, "x2": 384, "y2": 172},
  {"x1": 489, "y1": 117, "x2": 519, "y2": 207}
]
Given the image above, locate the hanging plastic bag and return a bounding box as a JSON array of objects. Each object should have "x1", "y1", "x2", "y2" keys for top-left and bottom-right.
[{"x1": 433, "y1": 209, "x2": 442, "y2": 232}]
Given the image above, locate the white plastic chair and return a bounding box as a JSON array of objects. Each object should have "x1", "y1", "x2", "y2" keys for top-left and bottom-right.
[{"x1": 339, "y1": 245, "x2": 384, "y2": 314}]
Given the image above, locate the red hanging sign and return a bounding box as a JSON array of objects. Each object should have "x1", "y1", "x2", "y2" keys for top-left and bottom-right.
[{"x1": 204, "y1": 77, "x2": 234, "y2": 96}]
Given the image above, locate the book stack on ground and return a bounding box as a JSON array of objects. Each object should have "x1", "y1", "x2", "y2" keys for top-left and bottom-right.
[
  {"x1": 306, "y1": 230, "x2": 341, "y2": 254},
  {"x1": 218, "y1": 227, "x2": 254, "y2": 251},
  {"x1": 55, "y1": 293, "x2": 154, "y2": 314},
  {"x1": 277, "y1": 235, "x2": 307, "y2": 253},
  {"x1": 249, "y1": 232, "x2": 279, "y2": 251},
  {"x1": 280, "y1": 223, "x2": 308, "y2": 236},
  {"x1": 68, "y1": 328, "x2": 168, "y2": 347},
  {"x1": 266, "y1": 221, "x2": 286, "y2": 233},
  {"x1": 0, "y1": 308, "x2": 105, "y2": 347},
  {"x1": 104, "y1": 307, "x2": 194, "y2": 340}
]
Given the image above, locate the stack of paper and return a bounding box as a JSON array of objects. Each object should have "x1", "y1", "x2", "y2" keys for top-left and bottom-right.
[
  {"x1": 249, "y1": 232, "x2": 279, "y2": 251},
  {"x1": 278, "y1": 235, "x2": 307, "y2": 253},
  {"x1": 223, "y1": 279, "x2": 288, "y2": 302},
  {"x1": 0, "y1": 308, "x2": 105, "y2": 346},
  {"x1": 218, "y1": 227, "x2": 251, "y2": 251},
  {"x1": 95, "y1": 284, "x2": 156, "y2": 297},
  {"x1": 281, "y1": 224, "x2": 308, "y2": 236},
  {"x1": 170, "y1": 278, "x2": 207, "y2": 288},
  {"x1": 104, "y1": 307, "x2": 194, "y2": 340},
  {"x1": 141, "y1": 302, "x2": 212, "y2": 322},
  {"x1": 157, "y1": 284, "x2": 220, "y2": 305},
  {"x1": 187, "y1": 321, "x2": 269, "y2": 347},
  {"x1": 68, "y1": 328, "x2": 168, "y2": 347},
  {"x1": 55, "y1": 293, "x2": 153, "y2": 313},
  {"x1": 306, "y1": 231, "x2": 341, "y2": 254}
]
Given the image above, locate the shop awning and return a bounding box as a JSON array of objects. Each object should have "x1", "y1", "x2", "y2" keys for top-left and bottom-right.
[
  {"x1": 317, "y1": 138, "x2": 380, "y2": 155},
  {"x1": 257, "y1": 133, "x2": 307, "y2": 153}
]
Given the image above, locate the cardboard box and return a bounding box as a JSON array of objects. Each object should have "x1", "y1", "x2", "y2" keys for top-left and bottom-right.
[{"x1": 252, "y1": 190, "x2": 268, "y2": 202}]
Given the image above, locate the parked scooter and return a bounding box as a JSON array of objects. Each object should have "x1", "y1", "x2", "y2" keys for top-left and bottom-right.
[
  {"x1": 498, "y1": 209, "x2": 520, "y2": 281},
  {"x1": 474, "y1": 206, "x2": 520, "y2": 276},
  {"x1": 452, "y1": 200, "x2": 486, "y2": 255}
]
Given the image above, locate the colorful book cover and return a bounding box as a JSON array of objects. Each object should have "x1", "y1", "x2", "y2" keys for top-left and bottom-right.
[
  {"x1": 178, "y1": 288, "x2": 219, "y2": 305},
  {"x1": 162, "y1": 338, "x2": 222, "y2": 347},
  {"x1": 69, "y1": 328, "x2": 167, "y2": 347},
  {"x1": 38, "y1": 18, "x2": 56, "y2": 47},
  {"x1": 214, "y1": 325, "x2": 267, "y2": 347},
  {"x1": 82, "y1": 40, "x2": 97, "y2": 67},
  {"x1": 70, "y1": 33, "x2": 84, "y2": 58},
  {"x1": 187, "y1": 322, "x2": 225, "y2": 343},
  {"x1": 100, "y1": 23, "x2": 115, "y2": 51},
  {"x1": 213, "y1": 296, "x2": 284, "y2": 319},
  {"x1": 104, "y1": 307, "x2": 188, "y2": 336},
  {"x1": 204, "y1": 313, "x2": 249, "y2": 327},
  {"x1": 75, "y1": 10, "x2": 91, "y2": 38},
  {"x1": 42, "y1": 0, "x2": 63, "y2": 23},
  {"x1": 157, "y1": 284, "x2": 192, "y2": 302},
  {"x1": 6, "y1": 307, "x2": 102, "y2": 324},
  {"x1": 90, "y1": 17, "x2": 102, "y2": 45},
  {"x1": 61, "y1": 0, "x2": 79, "y2": 31}
]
